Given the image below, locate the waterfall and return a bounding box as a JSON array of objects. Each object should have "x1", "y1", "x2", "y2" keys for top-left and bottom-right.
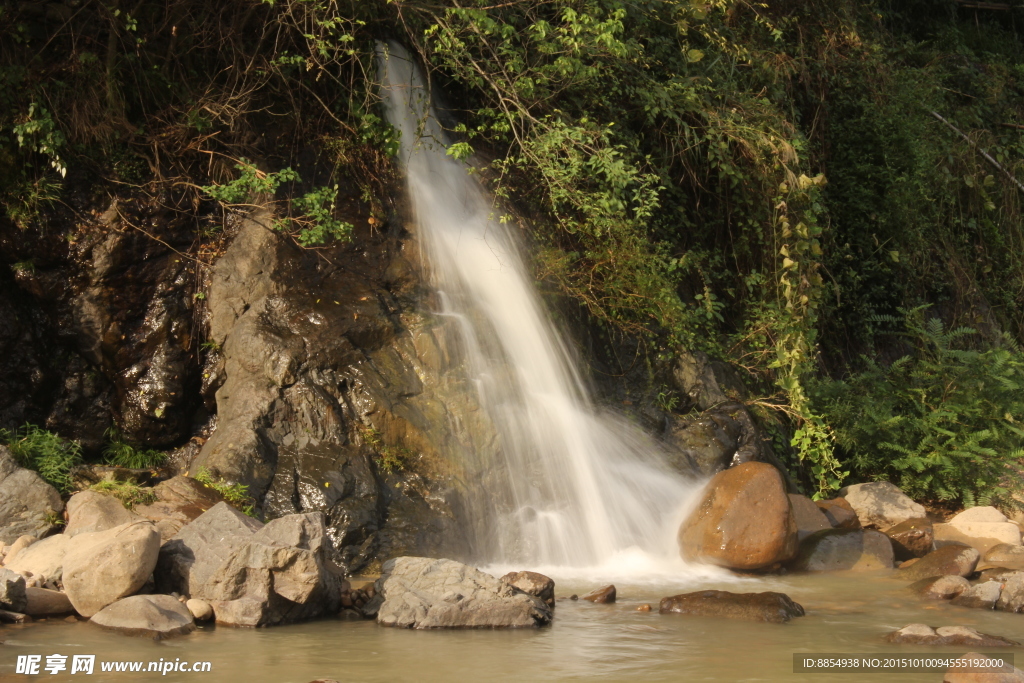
[{"x1": 377, "y1": 42, "x2": 700, "y2": 571}]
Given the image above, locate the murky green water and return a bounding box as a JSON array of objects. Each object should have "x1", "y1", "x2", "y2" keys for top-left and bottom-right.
[{"x1": 2, "y1": 571, "x2": 1023, "y2": 682}]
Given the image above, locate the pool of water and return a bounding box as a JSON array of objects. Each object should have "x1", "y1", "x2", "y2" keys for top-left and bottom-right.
[{"x1": 2, "y1": 570, "x2": 1022, "y2": 682}]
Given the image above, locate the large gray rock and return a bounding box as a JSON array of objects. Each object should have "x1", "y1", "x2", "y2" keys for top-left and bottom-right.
[
  {"x1": 24, "y1": 587, "x2": 73, "y2": 616},
  {"x1": 62, "y1": 521, "x2": 161, "y2": 617},
  {"x1": 3, "y1": 534, "x2": 70, "y2": 584},
  {"x1": 0, "y1": 445, "x2": 63, "y2": 544},
  {"x1": 90, "y1": 595, "x2": 195, "y2": 638},
  {"x1": 836, "y1": 482, "x2": 925, "y2": 530},
  {"x1": 65, "y1": 490, "x2": 142, "y2": 537},
  {"x1": 158, "y1": 503, "x2": 341, "y2": 627},
  {"x1": 371, "y1": 557, "x2": 552, "y2": 629},
  {"x1": 790, "y1": 529, "x2": 894, "y2": 572},
  {"x1": 0, "y1": 567, "x2": 27, "y2": 613},
  {"x1": 156, "y1": 502, "x2": 264, "y2": 597},
  {"x1": 659, "y1": 590, "x2": 805, "y2": 623},
  {"x1": 897, "y1": 545, "x2": 980, "y2": 581},
  {"x1": 133, "y1": 476, "x2": 225, "y2": 541}
]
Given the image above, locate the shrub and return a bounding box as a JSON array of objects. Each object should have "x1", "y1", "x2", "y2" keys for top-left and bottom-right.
[
  {"x1": 810, "y1": 307, "x2": 1024, "y2": 508},
  {"x1": 102, "y1": 428, "x2": 167, "y2": 469},
  {"x1": 90, "y1": 480, "x2": 157, "y2": 509},
  {"x1": 192, "y1": 467, "x2": 256, "y2": 517},
  {"x1": 0, "y1": 423, "x2": 82, "y2": 494},
  {"x1": 359, "y1": 425, "x2": 409, "y2": 474}
]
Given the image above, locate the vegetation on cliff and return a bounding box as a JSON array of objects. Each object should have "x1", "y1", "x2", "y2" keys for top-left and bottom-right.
[{"x1": 1, "y1": 0, "x2": 1022, "y2": 504}]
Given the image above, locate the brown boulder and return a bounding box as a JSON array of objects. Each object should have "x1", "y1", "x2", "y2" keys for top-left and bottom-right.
[
  {"x1": 659, "y1": 590, "x2": 805, "y2": 623},
  {"x1": 788, "y1": 494, "x2": 831, "y2": 541},
  {"x1": 885, "y1": 518, "x2": 933, "y2": 560},
  {"x1": 678, "y1": 462, "x2": 797, "y2": 570},
  {"x1": 897, "y1": 545, "x2": 980, "y2": 581},
  {"x1": 581, "y1": 585, "x2": 616, "y2": 604},
  {"x1": 815, "y1": 498, "x2": 861, "y2": 530},
  {"x1": 908, "y1": 575, "x2": 970, "y2": 600}
]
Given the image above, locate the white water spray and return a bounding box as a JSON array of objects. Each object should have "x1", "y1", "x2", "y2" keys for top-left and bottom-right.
[{"x1": 378, "y1": 43, "x2": 704, "y2": 572}]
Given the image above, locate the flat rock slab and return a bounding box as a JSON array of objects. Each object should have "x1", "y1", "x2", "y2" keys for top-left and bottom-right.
[
  {"x1": 837, "y1": 482, "x2": 925, "y2": 530},
  {"x1": 886, "y1": 623, "x2": 1016, "y2": 647},
  {"x1": 897, "y1": 545, "x2": 980, "y2": 581},
  {"x1": 90, "y1": 594, "x2": 195, "y2": 638},
  {"x1": 372, "y1": 557, "x2": 552, "y2": 629},
  {"x1": 659, "y1": 590, "x2": 805, "y2": 623}
]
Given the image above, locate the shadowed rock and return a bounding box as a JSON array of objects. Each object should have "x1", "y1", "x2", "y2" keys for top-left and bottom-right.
[
  {"x1": 790, "y1": 528, "x2": 894, "y2": 572},
  {"x1": 501, "y1": 571, "x2": 555, "y2": 608},
  {"x1": 885, "y1": 518, "x2": 933, "y2": 560},
  {"x1": 24, "y1": 587, "x2": 73, "y2": 616},
  {"x1": 908, "y1": 575, "x2": 970, "y2": 600},
  {"x1": 897, "y1": 545, "x2": 980, "y2": 581},
  {"x1": 789, "y1": 494, "x2": 832, "y2": 541},
  {"x1": 581, "y1": 585, "x2": 616, "y2": 604},
  {"x1": 0, "y1": 567, "x2": 27, "y2": 613},
  {"x1": 815, "y1": 498, "x2": 861, "y2": 530},
  {"x1": 0, "y1": 446, "x2": 63, "y2": 544},
  {"x1": 659, "y1": 590, "x2": 805, "y2": 623}
]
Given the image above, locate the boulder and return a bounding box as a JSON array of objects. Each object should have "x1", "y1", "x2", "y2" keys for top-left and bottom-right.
[
  {"x1": 678, "y1": 462, "x2": 797, "y2": 570},
  {"x1": 886, "y1": 624, "x2": 1016, "y2": 647},
  {"x1": 980, "y1": 544, "x2": 1024, "y2": 572},
  {"x1": 2, "y1": 535, "x2": 37, "y2": 565},
  {"x1": 944, "y1": 652, "x2": 1024, "y2": 683},
  {"x1": 581, "y1": 585, "x2": 616, "y2": 604},
  {"x1": 0, "y1": 445, "x2": 64, "y2": 544},
  {"x1": 659, "y1": 590, "x2": 805, "y2": 623},
  {"x1": 788, "y1": 494, "x2": 832, "y2": 541},
  {"x1": 996, "y1": 573, "x2": 1024, "y2": 612},
  {"x1": 24, "y1": 587, "x2": 73, "y2": 616},
  {"x1": 156, "y1": 502, "x2": 264, "y2": 597},
  {"x1": 3, "y1": 534, "x2": 70, "y2": 584},
  {"x1": 934, "y1": 524, "x2": 1009, "y2": 556},
  {"x1": 62, "y1": 521, "x2": 162, "y2": 617},
  {"x1": 897, "y1": 545, "x2": 980, "y2": 581},
  {"x1": 815, "y1": 498, "x2": 861, "y2": 530},
  {"x1": 789, "y1": 529, "x2": 894, "y2": 572},
  {"x1": 885, "y1": 518, "x2": 933, "y2": 560},
  {"x1": 836, "y1": 482, "x2": 925, "y2": 530},
  {"x1": 159, "y1": 504, "x2": 341, "y2": 627},
  {"x1": 908, "y1": 575, "x2": 970, "y2": 600},
  {"x1": 65, "y1": 490, "x2": 143, "y2": 537},
  {"x1": 951, "y1": 581, "x2": 1002, "y2": 609},
  {"x1": 370, "y1": 557, "x2": 552, "y2": 629},
  {"x1": 134, "y1": 476, "x2": 225, "y2": 541},
  {"x1": 941, "y1": 507, "x2": 1023, "y2": 553},
  {"x1": 185, "y1": 598, "x2": 213, "y2": 621},
  {"x1": 500, "y1": 571, "x2": 555, "y2": 608},
  {"x1": 90, "y1": 594, "x2": 195, "y2": 638},
  {"x1": 0, "y1": 567, "x2": 27, "y2": 613}
]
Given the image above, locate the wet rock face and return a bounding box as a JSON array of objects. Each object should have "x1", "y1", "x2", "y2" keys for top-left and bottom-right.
[
  {"x1": 659, "y1": 590, "x2": 805, "y2": 623},
  {"x1": 885, "y1": 518, "x2": 934, "y2": 561},
  {"x1": 0, "y1": 198, "x2": 203, "y2": 449},
  {"x1": 678, "y1": 462, "x2": 797, "y2": 570}
]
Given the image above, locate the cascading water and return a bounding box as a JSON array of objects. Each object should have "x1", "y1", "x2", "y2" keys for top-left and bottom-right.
[{"x1": 378, "y1": 42, "x2": 704, "y2": 574}]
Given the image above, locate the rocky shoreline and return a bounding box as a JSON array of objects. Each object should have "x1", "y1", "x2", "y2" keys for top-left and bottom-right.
[{"x1": 5, "y1": 449, "x2": 1024, "y2": 680}]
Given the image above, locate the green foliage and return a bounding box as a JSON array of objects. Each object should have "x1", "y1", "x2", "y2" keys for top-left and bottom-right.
[
  {"x1": 102, "y1": 428, "x2": 167, "y2": 469},
  {"x1": 810, "y1": 307, "x2": 1024, "y2": 507},
  {"x1": 360, "y1": 425, "x2": 409, "y2": 474},
  {"x1": 193, "y1": 466, "x2": 256, "y2": 516},
  {"x1": 90, "y1": 480, "x2": 157, "y2": 509},
  {"x1": 202, "y1": 160, "x2": 352, "y2": 246},
  {"x1": 0, "y1": 424, "x2": 82, "y2": 494}
]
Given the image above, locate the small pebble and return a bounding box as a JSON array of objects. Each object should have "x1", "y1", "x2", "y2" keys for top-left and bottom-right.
[{"x1": 636, "y1": 604, "x2": 651, "y2": 612}]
